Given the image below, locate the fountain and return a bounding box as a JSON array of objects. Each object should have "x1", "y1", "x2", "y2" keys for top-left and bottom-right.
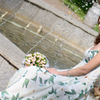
[{"x1": 0, "y1": 0, "x2": 100, "y2": 99}]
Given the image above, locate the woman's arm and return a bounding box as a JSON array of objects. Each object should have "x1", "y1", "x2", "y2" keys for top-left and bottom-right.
[{"x1": 46, "y1": 51, "x2": 100, "y2": 76}]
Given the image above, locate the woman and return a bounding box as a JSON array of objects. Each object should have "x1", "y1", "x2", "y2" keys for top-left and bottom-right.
[
  {"x1": 0, "y1": 18, "x2": 100, "y2": 100},
  {"x1": 46, "y1": 16, "x2": 100, "y2": 77}
]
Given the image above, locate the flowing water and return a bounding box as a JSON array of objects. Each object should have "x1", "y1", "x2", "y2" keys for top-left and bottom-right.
[{"x1": 0, "y1": 12, "x2": 82, "y2": 69}]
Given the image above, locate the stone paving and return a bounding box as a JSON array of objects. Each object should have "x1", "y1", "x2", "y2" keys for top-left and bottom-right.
[
  {"x1": 0, "y1": 33, "x2": 25, "y2": 91},
  {"x1": 0, "y1": 56, "x2": 17, "y2": 91}
]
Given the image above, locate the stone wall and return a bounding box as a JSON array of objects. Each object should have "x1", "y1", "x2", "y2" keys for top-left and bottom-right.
[
  {"x1": 83, "y1": 2, "x2": 100, "y2": 28},
  {"x1": 0, "y1": 55, "x2": 17, "y2": 91},
  {"x1": 0, "y1": 0, "x2": 23, "y2": 13},
  {"x1": 0, "y1": 33, "x2": 25, "y2": 90}
]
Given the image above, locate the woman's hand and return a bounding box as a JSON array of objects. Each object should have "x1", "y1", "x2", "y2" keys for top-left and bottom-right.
[{"x1": 45, "y1": 68, "x2": 59, "y2": 75}]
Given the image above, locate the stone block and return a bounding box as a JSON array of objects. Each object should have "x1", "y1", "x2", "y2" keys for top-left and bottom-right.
[
  {"x1": 33, "y1": 9, "x2": 57, "y2": 29},
  {"x1": 51, "y1": 18, "x2": 72, "y2": 36},
  {"x1": 0, "y1": 0, "x2": 5, "y2": 8},
  {"x1": 0, "y1": 33, "x2": 25, "y2": 69},
  {"x1": 51, "y1": 18, "x2": 95, "y2": 49},
  {"x1": 83, "y1": 2, "x2": 100, "y2": 28},
  {"x1": 0, "y1": 0, "x2": 23, "y2": 13},
  {"x1": 83, "y1": 11, "x2": 99, "y2": 28},
  {"x1": 0, "y1": 58, "x2": 17, "y2": 91},
  {"x1": 0, "y1": 55, "x2": 4, "y2": 65},
  {"x1": 17, "y1": 2, "x2": 40, "y2": 21},
  {"x1": 65, "y1": 27, "x2": 95, "y2": 49}
]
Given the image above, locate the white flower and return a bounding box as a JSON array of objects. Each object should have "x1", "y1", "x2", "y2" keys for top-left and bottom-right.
[
  {"x1": 26, "y1": 59, "x2": 30, "y2": 63},
  {"x1": 37, "y1": 60, "x2": 40, "y2": 63},
  {"x1": 40, "y1": 61, "x2": 45, "y2": 64},
  {"x1": 31, "y1": 64, "x2": 33, "y2": 66},
  {"x1": 42, "y1": 65, "x2": 46, "y2": 68},
  {"x1": 24, "y1": 52, "x2": 47, "y2": 68},
  {"x1": 31, "y1": 57, "x2": 36, "y2": 62},
  {"x1": 27, "y1": 54, "x2": 32, "y2": 57}
]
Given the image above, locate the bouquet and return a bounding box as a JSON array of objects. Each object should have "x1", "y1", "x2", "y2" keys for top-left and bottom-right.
[{"x1": 24, "y1": 52, "x2": 48, "y2": 68}]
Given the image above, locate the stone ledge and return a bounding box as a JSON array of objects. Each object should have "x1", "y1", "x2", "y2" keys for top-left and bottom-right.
[
  {"x1": 28, "y1": 0, "x2": 98, "y2": 37},
  {"x1": 0, "y1": 33, "x2": 25, "y2": 69}
]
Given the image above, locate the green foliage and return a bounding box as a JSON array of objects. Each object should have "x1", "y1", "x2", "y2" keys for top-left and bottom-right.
[
  {"x1": 1, "y1": 91, "x2": 9, "y2": 98},
  {"x1": 22, "y1": 79, "x2": 30, "y2": 88},
  {"x1": 65, "y1": 89, "x2": 76, "y2": 95},
  {"x1": 32, "y1": 75, "x2": 37, "y2": 82},
  {"x1": 94, "y1": 24, "x2": 99, "y2": 32},
  {"x1": 79, "y1": 90, "x2": 83, "y2": 97},
  {"x1": 42, "y1": 95, "x2": 47, "y2": 100},
  {"x1": 39, "y1": 77, "x2": 43, "y2": 84},
  {"x1": 48, "y1": 87, "x2": 57, "y2": 94},
  {"x1": 64, "y1": 0, "x2": 93, "y2": 20}
]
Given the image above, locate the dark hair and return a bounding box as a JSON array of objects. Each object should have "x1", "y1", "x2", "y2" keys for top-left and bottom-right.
[
  {"x1": 98, "y1": 16, "x2": 100, "y2": 25},
  {"x1": 94, "y1": 34, "x2": 100, "y2": 45},
  {"x1": 94, "y1": 16, "x2": 100, "y2": 45}
]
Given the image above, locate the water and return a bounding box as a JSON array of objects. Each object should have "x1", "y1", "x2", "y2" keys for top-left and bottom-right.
[{"x1": 0, "y1": 15, "x2": 82, "y2": 69}]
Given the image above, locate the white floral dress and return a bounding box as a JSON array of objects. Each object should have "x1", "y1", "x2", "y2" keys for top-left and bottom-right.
[{"x1": 0, "y1": 47, "x2": 100, "y2": 100}]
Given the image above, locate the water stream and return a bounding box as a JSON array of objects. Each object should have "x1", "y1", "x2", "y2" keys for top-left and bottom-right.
[{"x1": 0, "y1": 13, "x2": 82, "y2": 69}]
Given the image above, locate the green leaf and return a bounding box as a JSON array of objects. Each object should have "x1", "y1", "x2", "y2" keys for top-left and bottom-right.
[
  {"x1": 85, "y1": 88, "x2": 87, "y2": 94},
  {"x1": 75, "y1": 77, "x2": 78, "y2": 80},
  {"x1": 52, "y1": 87, "x2": 57, "y2": 94},
  {"x1": 54, "y1": 90, "x2": 57, "y2": 95},
  {"x1": 56, "y1": 96, "x2": 59, "y2": 98},
  {"x1": 48, "y1": 87, "x2": 57, "y2": 95},
  {"x1": 11, "y1": 95, "x2": 16, "y2": 100},
  {"x1": 18, "y1": 97, "x2": 24, "y2": 100},
  {"x1": 53, "y1": 74, "x2": 56, "y2": 77},
  {"x1": 11, "y1": 93, "x2": 19, "y2": 100},
  {"x1": 48, "y1": 91, "x2": 53, "y2": 94},
  {"x1": 90, "y1": 85, "x2": 93, "y2": 88},
  {"x1": 16, "y1": 93, "x2": 19, "y2": 99},
  {"x1": 85, "y1": 59, "x2": 88, "y2": 63},
  {"x1": 22, "y1": 79, "x2": 30, "y2": 88},
  {"x1": 4, "y1": 97, "x2": 9, "y2": 100},
  {"x1": 52, "y1": 87, "x2": 54, "y2": 93},
  {"x1": 49, "y1": 76, "x2": 54, "y2": 84},
  {"x1": 79, "y1": 90, "x2": 83, "y2": 97},
  {"x1": 27, "y1": 98, "x2": 31, "y2": 100},
  {"x1": 44, "y1": 70, "x2": 49, "y2": 74},
  {"x1": 1, "y1": 91, "x2": 9, "y2": 98},
  {"x1": 42, "y1": 95, "x2": 47, "y2": 100},
  {"x1": 32, "y1": 75, "x2": 37, "y2": 82},
  {"x1": 49, "y1": 87, "x2": 53, "y2": 94},
  {"x1": 44, "y1": 79, "x2": 48, "y2": 84},
  {"x1": 37, "y1": 67, "x2": 43, "y2": 72},
  {"x1": 39, "y1": 77, "x2": 43, "y2": 84},
  {"x1": 48, "y1": 79, "x2": 51, "y2": 84},
  {"x1": 74, "y1": 81, "x2": 79, "y2": 84},
  {"x1": 65, "y1": 89, "x2": 76, "y2": 95},
  {"x1": 68, "y1": 96, "x2": 70, "y2": 100},
  {"x1": 58, "y1": 82, "x2": 65, "y2": 86},
  {"x1": 82, "y1": 83, "x2": 86, "y2": 85}
]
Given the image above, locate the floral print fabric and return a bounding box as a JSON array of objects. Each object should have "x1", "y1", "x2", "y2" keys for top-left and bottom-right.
[{"x1": 0, "y1": 48, "x2": 100, "y2": 100}]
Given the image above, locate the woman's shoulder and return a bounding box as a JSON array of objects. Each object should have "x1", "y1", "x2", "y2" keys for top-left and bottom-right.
[{"x1": 90, "y1": 43, "x2": 100, "y2": 51}]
